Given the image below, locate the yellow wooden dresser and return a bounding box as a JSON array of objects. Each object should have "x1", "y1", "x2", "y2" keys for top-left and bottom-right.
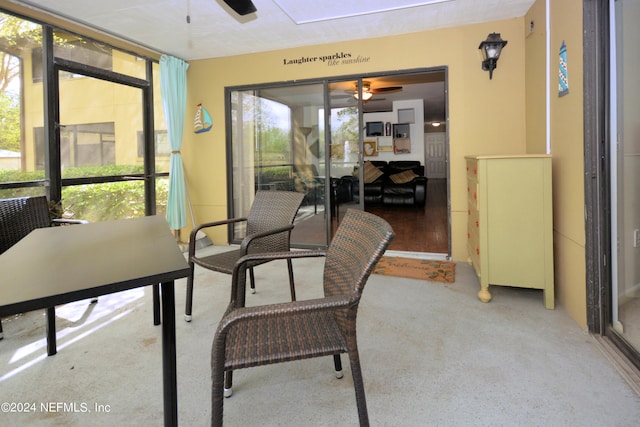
[{"x1": 465, "y1": 154, "x2": 554, "y2": 309}]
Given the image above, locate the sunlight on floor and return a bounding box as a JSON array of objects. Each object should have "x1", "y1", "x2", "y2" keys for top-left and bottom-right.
[{"x1": 1, "y1": 288, "x2": 145, "y2": 382}]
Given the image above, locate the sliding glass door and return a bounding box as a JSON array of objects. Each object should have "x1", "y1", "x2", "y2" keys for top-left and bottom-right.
[
  {"x1": 227, "y1": 78, "x2": 367, "y2": 248},
  {"x1": 229, "y1": 82, "x2": 342, "y2": 248},
  {"x1": 610, "y1": 0, "x2": 640, "y2": 363}
]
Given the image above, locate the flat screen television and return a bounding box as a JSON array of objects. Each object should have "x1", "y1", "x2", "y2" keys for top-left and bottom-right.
[{"x1": 366, "y1": 121, "x2": 384, "y2": 136}]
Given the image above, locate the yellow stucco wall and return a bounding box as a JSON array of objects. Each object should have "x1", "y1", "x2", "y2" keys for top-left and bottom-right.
[
  {"x1": 525, "y1": 0, "x2": 548, "y2": 155},
  {"x1": 184, "y1": 18, "x2": 528, "y2": 252},
  {"x1": 548, "y1": 0, "x2": 587, "y2": 329}
]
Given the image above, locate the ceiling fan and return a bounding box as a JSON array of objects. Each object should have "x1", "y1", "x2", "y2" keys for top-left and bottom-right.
[
  {"x1": 223, "y1": 0, "x2": 257, "y2": 16},
  {"x1": 350, "y1": 81, "x2": 403, "y2": 101}
]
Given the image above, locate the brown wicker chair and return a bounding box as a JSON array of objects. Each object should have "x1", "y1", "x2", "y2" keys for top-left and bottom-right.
[
  {"x1": 185, "y1": 190, "x2": 304, "y2": 322},
  {"x1": 211, "y1": 209, "x2": 395, "y2": 426},
  {"x1": 0, "y1": 196, "x2": 89, "y2": 351}
]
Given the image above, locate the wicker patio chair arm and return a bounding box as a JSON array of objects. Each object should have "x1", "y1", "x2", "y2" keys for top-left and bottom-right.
[
  {"x1": 192, "y1": 217, "x2": 247, "y2": 236},
  {"x1": 238, "y1": 223, "x2": 295, "y2": 255},
  {"x1": 218, "y1": 294, "x2": 350, "y2": 334},
  {"x1": 234, "y1": 249, "x2": 327, "y2": 269},
  {"x1": 189, "y1": 217, "x2": 248, "y2": 256}
]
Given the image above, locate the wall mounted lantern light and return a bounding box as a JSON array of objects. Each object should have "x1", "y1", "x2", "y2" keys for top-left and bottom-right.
[{"x1": 478, "y1": 33, "x2": 508, "y2": 79}]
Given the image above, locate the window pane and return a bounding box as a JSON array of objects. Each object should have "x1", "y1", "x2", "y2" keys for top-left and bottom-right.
[
  {"x1": 156, "y1": 176, "x2": 169, "y2": 217},
  {"x1": 48, "y1": 30, "x2": 146, "y2": 80},
  {"x1": 59, "y1": 76, "x2": 144, "y2": 178},
  {"x1": 0, "y1": 13, "x2": 44, "y2": 186}
]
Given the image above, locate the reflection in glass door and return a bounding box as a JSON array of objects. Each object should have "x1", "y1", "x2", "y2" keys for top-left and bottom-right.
[
  {"x1": 228, "y1": 83, "x2": 331, "y2": 248},
  {"x1": 611, "y1": 0, "x2": 640, "y2": 358},
  {"x1": 327, "y1": 80, "x2": 363, "y2": 223}
]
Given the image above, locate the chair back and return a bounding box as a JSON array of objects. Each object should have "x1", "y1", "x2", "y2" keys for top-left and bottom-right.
[
  {"x1": 323, "y1": 209, "x2": 395, "y2": 327},
  {"x1": 245, "y1": 191, "x2": 304, "y2": 252},
  {"x1": 0, "y1": 196, "x2": 51, "y2": 254}
]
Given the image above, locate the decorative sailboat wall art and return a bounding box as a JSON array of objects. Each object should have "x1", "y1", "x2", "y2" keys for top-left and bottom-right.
[{"x1": 194, "y1": 103, "x2": 213, "y2": 133}]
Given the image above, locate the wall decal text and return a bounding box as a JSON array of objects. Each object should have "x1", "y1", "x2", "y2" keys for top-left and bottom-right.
[{"x1": 283, "y1": 51, "x2": 371, "y2": 67}]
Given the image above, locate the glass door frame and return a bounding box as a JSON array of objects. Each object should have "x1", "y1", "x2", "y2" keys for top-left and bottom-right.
[{"x1": 584, "y1": 0, "x2": 640, "y2": 370}]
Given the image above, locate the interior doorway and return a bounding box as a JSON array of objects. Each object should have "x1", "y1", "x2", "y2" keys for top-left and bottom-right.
[{"x1": 340, "y1": 70, "x2": 449, "y2": 257}]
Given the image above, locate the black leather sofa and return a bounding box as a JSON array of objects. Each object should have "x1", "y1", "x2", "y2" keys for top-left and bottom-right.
[{"x1": 344, "y1": 160, "x2": 427, "y2": 206}]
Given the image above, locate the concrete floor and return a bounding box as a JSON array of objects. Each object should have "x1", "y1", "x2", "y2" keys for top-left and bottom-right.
[{"x1": 1, "y1": 245, "x2": 639, "y2": 426}]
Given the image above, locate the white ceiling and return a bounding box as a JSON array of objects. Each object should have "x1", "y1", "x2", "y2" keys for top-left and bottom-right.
[{"x1": 10, "y1": 0, "x2": 535, "y2": 61}]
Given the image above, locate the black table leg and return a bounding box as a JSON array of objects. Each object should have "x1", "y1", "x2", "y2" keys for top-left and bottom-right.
[
  {"x1": 153, "y1": 284, "x2": 161, "y2": 325},
  {"x1": 161, "y1": 280, "x2": 178, "y2": 427},
  {"x1": 46, "y1": 307, "x2": 56, "y2": 356}
]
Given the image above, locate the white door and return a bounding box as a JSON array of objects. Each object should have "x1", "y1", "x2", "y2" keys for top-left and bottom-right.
[{"x1": 425, "y1": 132, "x2": 446, "y2": 178}]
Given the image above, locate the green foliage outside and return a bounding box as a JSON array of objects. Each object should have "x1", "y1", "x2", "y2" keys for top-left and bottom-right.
[
  {"x1": 62, "y1": 178, "x2": 169, "y2": 223},
  {"x1": 0, "y1": 92, "x2": 20, "y2": 152},
  {"x1": 334, "y1": 107, "x2": 358, "y2": 147},
  {"x1": 257, "y1": 127, "x2": 290, "y2": 158},
  {"x1": 0, "y1": 165, "x2": 168, "y2": 222},
  {"x1": 256, "y1": 165, "x2": 292, "y2": 184}
]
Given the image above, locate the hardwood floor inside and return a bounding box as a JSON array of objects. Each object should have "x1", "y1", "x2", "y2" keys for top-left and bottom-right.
[
  {"x1": 362, "y1": 178, "x2": 448, "y2": 253},
  {"x1": 292, "y1": 179, "x2": 448, "y2": 254}
]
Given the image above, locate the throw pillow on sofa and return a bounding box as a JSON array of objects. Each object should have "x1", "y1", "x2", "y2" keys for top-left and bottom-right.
[
  {"x1": 390, "y1": 170, "x2": 418, "y2": 184},
  {"x1": 363, "y1": 161, "x2": 384, "y2": 183}
]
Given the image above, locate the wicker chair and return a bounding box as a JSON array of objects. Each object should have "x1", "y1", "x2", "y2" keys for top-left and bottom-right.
[
  {"x1": 185, "y1": 190, "x2": 304, "y2": 322},
  {"x1": 0, "y1": 196, "x2": 89, "y2": 351},
  {"x1": 211, "y1": 209, "x2": 395, "y2": 426}
]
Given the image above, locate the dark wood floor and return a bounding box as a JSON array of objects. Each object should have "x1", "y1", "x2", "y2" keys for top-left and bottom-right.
[
  {"x1": 363, "y1": 179, "x2": 448, "y2": 253},
  {"x1": 292, "y1": 179, "x2": 448, "y2": 254}
]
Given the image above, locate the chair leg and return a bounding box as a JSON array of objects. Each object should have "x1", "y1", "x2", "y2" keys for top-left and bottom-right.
[
  {"x1": 287, "y1": 259, "x2": 296, "y2": 301},
  {"x1": 224, "y1": 370, "x2": 233, "y2": 397},
  {"x1": 0, "y1": 319, "x2": 3, "y2": 340},
  {"x1": 211, "y1": 360, "x2": 226, "y2": 427},
  {"x1": 211, "y1": 328, "x2": 234, "y2": 426},
  {"x1": 348, "y1": 351, "x2": 370, "y2": 427},
  {"x1": 184, "y1": 262, "x2": 195, "y2": 322},
  {"x1": 333, "y1": 354, "x2": 343, "y2": 379},
  {"x1": 249, "y1": 267, "x2": 256, "y2": 294}
]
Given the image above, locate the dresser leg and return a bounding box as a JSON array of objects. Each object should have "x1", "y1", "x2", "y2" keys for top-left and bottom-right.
[
  {"x1": 478, "y1": 286, "x2": 492, "y2": 303},
  {"x1": 543, "y1": 288, "x2": 555, "y2": 310}
]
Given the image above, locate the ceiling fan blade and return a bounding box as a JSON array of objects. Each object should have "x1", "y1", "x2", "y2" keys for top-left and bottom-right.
[
  {"x1": 370, "y1": 86, "x2": 403, "y2": 94},
  {"x1": 223, "y1": 0, "x2": 257, "y2": 16}
]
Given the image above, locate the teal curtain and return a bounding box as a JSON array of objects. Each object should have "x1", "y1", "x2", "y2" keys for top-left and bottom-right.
[{"x1": 160, "y1": 55, "x2": 189, "y2": 230}]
